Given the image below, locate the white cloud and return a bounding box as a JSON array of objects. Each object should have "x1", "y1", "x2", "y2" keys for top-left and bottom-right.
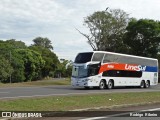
[{"x1": 0, "y1": 0, "x2": 160, "y2": 60}]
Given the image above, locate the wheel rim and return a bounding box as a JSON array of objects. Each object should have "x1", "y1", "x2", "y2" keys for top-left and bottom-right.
[
  {"x1": 100, "y1": 81, "x2": 104, "y2": 89},
  {"x1": 146, "y1": 81, "x2": 149, "y2": 88},
  {"x1": 108, "y1": 81, "x2": 112, "y2": 89},
  {"x1": 141, "y1": 81, "x2": 144, "y2": 88}
]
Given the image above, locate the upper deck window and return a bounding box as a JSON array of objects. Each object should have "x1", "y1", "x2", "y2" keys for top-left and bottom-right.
[
  {"x1": 74, "y1": 52, "x2": 93, "y2": 63},
  {"x1": 92, "y1": 53, "x2": 105, "y2": 62},
  {"x1": 103, "y1": 53, "x2": 157, "y2": 66}
]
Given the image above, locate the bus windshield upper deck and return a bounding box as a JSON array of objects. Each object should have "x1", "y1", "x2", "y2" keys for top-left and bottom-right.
[{"x1": 74, "y1": 52, "x2": 93, "y2": 63}]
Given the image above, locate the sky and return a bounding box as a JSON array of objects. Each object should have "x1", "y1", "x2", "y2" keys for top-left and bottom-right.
[{"x1": 0, "y1": 0, "x2": 160, "y2": 61}]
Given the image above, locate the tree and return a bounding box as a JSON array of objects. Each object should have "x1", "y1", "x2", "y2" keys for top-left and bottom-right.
[
  {"x1": 79, "y1": 8, "x2": 129, "y2": 52},
  {"x1": 65, "y1": 60, "x2": 73, "y2": 77},
  {"x1": 0, "y1": 39, "x2": 27, "y2": 60},
  {"x1": 0, "y1": 40, "x2": 27, "y2": 83},
  {"x1": 124, "y1": 19, "x2": 160, "y2": 58},
  {"x1": 33, "y1": 37, "x2": 53, "y2": 50},
  {"x1": 0, "y1": 55, "x2": 13, "y2": 82},
  {"x1": 54, "y1": 59, "x2": 73, "y2": 78},
  {"x1": 29, "y1": 46, "x2": 59, "y2": 77},
  {"x1": 15, "y1": 49, "x2": 45, "y2": 81},
  {"x1": 11, "y1": 50, "x2": 26, "y2": 82},
  {"x1": 6, "y1": 39, "x2": 27, "y2": 49},
  {"x1": 0, "y1": 39, "x2": 57, "y2": 82}
]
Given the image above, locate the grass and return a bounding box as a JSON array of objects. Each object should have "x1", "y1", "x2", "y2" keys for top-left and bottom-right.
[
  {"x1": 0, "y1": 92, "x2": 160, "y2": 111},
  {"x1": 0, "y1": 78, "x2": 70, "y2": 87}
]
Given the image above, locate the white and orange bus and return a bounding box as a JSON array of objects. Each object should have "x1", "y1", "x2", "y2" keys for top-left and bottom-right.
[{"x1": 71, "y1": 51, "x2": 158, "y2": 89}]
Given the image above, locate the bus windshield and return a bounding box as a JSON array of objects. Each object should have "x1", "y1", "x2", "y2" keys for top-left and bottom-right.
[
  {"x1": 74, "y1": 52, "x2": 93, "y2": 63},
  {"x1": 72, "y1": 66, "x2": 88, "y2": 78},
  {"x1": 72, "y1": 63, "x2": 100, "y2": 78}
]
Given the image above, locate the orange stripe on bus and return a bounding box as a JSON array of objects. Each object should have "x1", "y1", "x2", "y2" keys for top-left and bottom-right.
[{"x1": 99, "y1": 63, "x2": 138, "y2": 74}]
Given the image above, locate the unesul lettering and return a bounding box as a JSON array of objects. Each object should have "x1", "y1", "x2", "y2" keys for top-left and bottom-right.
[{"x1": 125, "y1": 64, "x2": 146, "y2": 71}]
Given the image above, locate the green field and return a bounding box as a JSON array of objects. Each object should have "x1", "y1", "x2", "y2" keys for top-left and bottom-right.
[
  {"x1": 0, "y1": 92, "x2": 160, "y2": 111},
  {"x1": 0, "y1": 78, "x2": 70, "y2": 87}
]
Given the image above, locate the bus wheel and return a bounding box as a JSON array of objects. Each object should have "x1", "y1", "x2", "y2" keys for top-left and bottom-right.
[
  {"x1": 107, "y1": 80, "x2": 113, "y2": 89},
  {"x1": 99, "y1": 80, "x2": 106, "y2": 89},
  {"x1": 140, "y1": 81, "x2": 145, "y2": 88},
  {"x1": 145, "y1": 81, "x2": 150, "y2": 88},
  {"x1": 84, "y1": 86, "x2": 90, "y2": 89}
]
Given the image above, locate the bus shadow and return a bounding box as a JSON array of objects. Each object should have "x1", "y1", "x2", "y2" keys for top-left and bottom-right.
[{"x1": 72, "y1": 86, "x2": 154, "y2": 90}]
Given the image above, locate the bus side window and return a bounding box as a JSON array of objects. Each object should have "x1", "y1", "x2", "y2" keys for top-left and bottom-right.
[
  {"x1": 102, "y1": 70, "x2": 117, "y2": 77},
  {"x1": 89, "y1": 68, "x2": 95, "y2": 76},
  {"x1": 88, "y1": 64, "x2": 100, "y2": 76}
]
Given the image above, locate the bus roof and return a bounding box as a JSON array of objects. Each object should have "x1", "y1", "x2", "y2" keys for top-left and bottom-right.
[{"x1": 92, "y1": 51, "x2": 158, "y2": 61}]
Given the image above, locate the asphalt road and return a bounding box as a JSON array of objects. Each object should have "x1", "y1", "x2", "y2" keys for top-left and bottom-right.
[{"x1": 0, "y1": 84, "x2": 160, "y2": 99}]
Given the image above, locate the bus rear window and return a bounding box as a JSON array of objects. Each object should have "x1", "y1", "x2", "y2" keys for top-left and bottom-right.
[{"x1": 74, "y1": 52, "x2": 93, "y2": 63}]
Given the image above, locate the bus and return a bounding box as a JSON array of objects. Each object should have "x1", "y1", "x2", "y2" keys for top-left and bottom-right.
[{"x1": 71, "y1": 51, "x2": 158, "y2": 89}]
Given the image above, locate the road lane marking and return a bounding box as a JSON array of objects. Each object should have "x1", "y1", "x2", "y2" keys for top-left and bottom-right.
[
  {"x1": 0, "y1": 92, "x2": 100, "y2": 99},
  {"x1": 0, "y1": 85, "x2": 70, "y2": 90},
  {"x1": 0, "y1": 91, "x2": 127, "y2": 99},
  {"x1": 79, "y1": 112, "x2": 130, "y2": 120},
  {"x1": 79, "y1": 107, "x2": 160, "y2": 120},
  {"x1": 0, "y1": 92, "x2": 9, "y2": 94},
  {"x1": 141, "y1": 108, "x2": 160, "y2": 111},
  {"x1": 0, "y1": 86, "x2": 54, "y2": 89},
  {"x1": 0, "y1": 89, "x2": 160, "y2": 99},
  {"x1": 80, "y1": 117, "x2": 107, "y2": 120}
]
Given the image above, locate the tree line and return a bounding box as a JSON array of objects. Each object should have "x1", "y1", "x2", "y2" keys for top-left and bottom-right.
[{"x1": 0, "y1": 37, "x2": 72, "y2": 83}]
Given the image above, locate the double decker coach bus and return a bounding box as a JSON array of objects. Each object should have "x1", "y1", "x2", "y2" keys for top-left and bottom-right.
[{"x1": 71, "y1": 51, "x2": 158, "y2": 89}]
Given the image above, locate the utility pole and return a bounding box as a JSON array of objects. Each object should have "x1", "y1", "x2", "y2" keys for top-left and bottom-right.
[{"x1": 9, "y1": 51, "x2": 12, "y2": 83}]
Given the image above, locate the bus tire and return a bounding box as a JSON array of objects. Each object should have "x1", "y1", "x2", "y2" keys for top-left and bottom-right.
[
  {"x1": 84, "y1": 86, "x2": 90, "y2": 89},
  {"x1": 145, "y1": 80, "x2": 150, "y2": 88},
  {"x1": 107, "y1": 80, "x2": 114, "y2": 89},
  {"x1": 99, "y1": 80, "x2": 106, "y2": 89},
  {"x1": 140, "y1": 80, "x2": 145, "y2": 88}
]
